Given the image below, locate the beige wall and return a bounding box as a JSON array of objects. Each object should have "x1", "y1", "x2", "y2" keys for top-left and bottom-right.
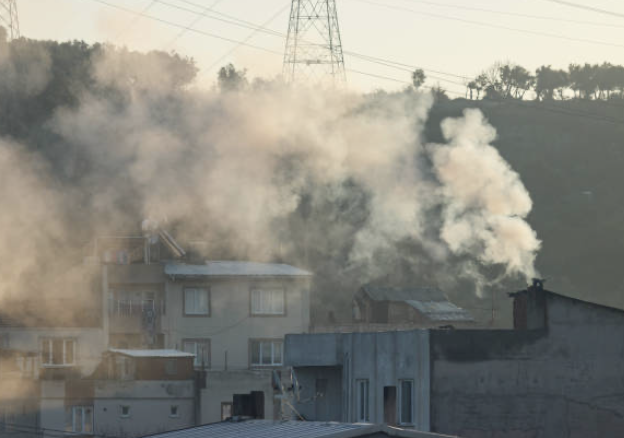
[
  {"x1": 0, "y1": 328, "x2": 107, "y2": 377},
  {"x1": 162, "y1": 277, "x2": 311, "y2": 370}
]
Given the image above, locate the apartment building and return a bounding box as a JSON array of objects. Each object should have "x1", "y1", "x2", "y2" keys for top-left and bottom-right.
[{"x1": 98, "y1": 231, "x2": 313, "y2": 423}]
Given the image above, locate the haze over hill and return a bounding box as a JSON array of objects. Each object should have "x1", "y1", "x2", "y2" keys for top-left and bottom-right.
[{"x1": 1, "y1": 33, "x2": 622, "y2": 327}]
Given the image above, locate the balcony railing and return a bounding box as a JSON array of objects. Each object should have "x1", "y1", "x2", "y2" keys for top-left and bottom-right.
[{"x1": 108, "y1": 299, "x2": 164, "y2": 317}]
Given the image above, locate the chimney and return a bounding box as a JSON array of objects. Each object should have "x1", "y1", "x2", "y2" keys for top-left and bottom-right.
[{"x1": 511, "y1": 278, "x2": 547, "y2": 330}]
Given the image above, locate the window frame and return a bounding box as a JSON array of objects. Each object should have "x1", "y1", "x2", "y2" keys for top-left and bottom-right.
[
  {"x1": 356, "y1": 379, "x2": 370, "y2": 422},
  {"x1": 183, "y1": 286, "x2": 210, "y2": 317},
  {"x1": 398, "y1": 379, "x2": 415, "y2": 426},
  {"x1": 249, "y1": 339, "x2": 284, "y2": 367},
  {"x1": 181, "y1": 338, "x2": 211, "y2": 368},
  {"x1": 221, "y1": 402, "x2": 233, "y2": 421},
  {"x1": 71, "y1": 406, "x2": 94, "y2": 435},
  {"x1": 169, "y1": 405, "x2": 180, "y2": 418},
  {"x1": 249, "y1": 288, "x2": 286, "y2": 316},
  {"x1": 41, "y1": 338, "x2": 76, "y2": 368},
  {"x1": 119, "y1": 405, "x2": 131, "y2": 419}
]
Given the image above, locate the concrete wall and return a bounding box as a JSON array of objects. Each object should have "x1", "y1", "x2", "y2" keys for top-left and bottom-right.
[
  {"x1": 285, "y1": 330, "x2": 430, "y2": 430},
  {"x1": 431, "y1": 293, "x2": 624, "y2": 438},
  {"x1": 94, "y1": 381, "x2": 195, "y2": 438},
  {"x1": 162, "y1": 277, "x2": 310, "y2": 371},
  {"x1": 0, "y1": 328, "x2": 107, "y2": 377},
  {"x1": 40, "y1": 380, "x2": 195, "y2": 438},
  {"x1": 200, "y1": 369, "x2": 275, "y2": 424}
]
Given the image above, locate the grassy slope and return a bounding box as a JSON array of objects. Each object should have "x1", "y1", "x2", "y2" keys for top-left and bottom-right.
[{"x1": 426, "y1": 99, "x2": 624, "y2": 321}]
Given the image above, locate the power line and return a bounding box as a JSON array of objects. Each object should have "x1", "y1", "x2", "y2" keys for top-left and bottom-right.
[
  {"x1": 349, "y1": 0, "x2": 624, "y2": 50},
  {"x1": 88, "y1": 0, "x2": 282, "y2": 55},
  {"x1": 205, "y1": 3, "x2": 291, "y2": 73},
  {"x1": 397, "y1": 0, "x2": 624, "y2": 29},
  {"x1": 166, "y1": 0, "x2": 226, "y2": 47},
  {"x1": 98, "y1": 0, "x2": 472, "y2": 83},
  {"x1": 87, "y1": 0, "x2": 624, "y2": 125},
  {"x1": 113, "y1": 0, "x2": 158, "y2": 43},
  {"x1": 541, "y1": 0, "x2": 624, "y2": 19},
  {"x1": 151, "y1": 0, "x2": 473, "y2": 81}
]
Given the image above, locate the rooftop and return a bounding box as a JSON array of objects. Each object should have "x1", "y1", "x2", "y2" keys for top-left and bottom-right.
[
  {"x1": 141, "y1": 420, "x2": 457, "y2": 438},
  {"x1": 109, "y1": 349, "x2": 195, "y2": 358},
  {"x1": 361, "y1": 286, "x2": 473, "y2": 322},
  {"x1": 165, "y1": 262, "x2": 312, "y2": 278}
]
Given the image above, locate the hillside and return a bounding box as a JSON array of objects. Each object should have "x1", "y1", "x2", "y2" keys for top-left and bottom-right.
[{"x1": 427, "y1": 99, "x2": 624, "y2": 319}]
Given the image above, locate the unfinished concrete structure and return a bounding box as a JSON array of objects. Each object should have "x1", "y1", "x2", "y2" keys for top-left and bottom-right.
[{"x1": 284, "y1": 330, "x2": 430, "y2": 429}]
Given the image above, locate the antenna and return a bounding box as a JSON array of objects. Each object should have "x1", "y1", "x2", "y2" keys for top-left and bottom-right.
[
  {"x1": 283, "y1": 0, "x2": 346, "y2": 86},
  {"x1": 0, "y1": 0, "x2": 20, "y2": 40}
]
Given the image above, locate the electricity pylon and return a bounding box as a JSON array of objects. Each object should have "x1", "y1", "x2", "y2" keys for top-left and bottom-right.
[
  {"x1": 0, "y1": 0, "x2": 20, "y2": 40},
  {"x1": 283, "y1": 0, "x2": 346, "y2": 86}
]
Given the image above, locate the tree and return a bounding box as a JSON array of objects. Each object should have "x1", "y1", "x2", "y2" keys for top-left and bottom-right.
[
  {"x1": 218, "y1": 63, "x2": 248, "y2": 92},
  {"x1": 569, "y1": 63, "x2": 598, "y2": 99},
  {"x1": 466, "y1": 80, "x2": 477, "y2": 99},
  {"x1": 431, "y1": 84, "x2": 449, "y2": 102},
  {"x1": 535, "y1": 66, "x2": 569, "y2": 101},
  {"x1": 412, "y1": 68, "x2": 426, "y2": 90}
]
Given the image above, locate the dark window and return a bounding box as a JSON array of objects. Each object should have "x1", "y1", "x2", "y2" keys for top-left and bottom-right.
[
  {"x1": 170, "y1": 405, "x2": 179, "y2": 418},
  {"x1": 399, "y1": 380, "x2": 414, "y2": 425},
  {"x1": 383, "y1": 386, "x2": 397, "y2": 426}
]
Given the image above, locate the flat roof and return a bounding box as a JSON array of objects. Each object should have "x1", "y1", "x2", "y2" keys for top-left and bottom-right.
[
  {"x1": 109, "y1": 349, "x2": 195, "y2": 358},
  {"x1": 165, "y1": 262, "x2": 312, "y2": 278},
  {"x1": 141, "y1": 420, "x2": 458, "y2": 438}
]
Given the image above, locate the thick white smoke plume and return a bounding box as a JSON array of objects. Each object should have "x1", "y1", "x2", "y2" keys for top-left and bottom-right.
[
  {"x1": 430, "y1": 109, "x2": 541, "y2": 281},
  {"x1": 0, "y1": 43, "x2": 541, "y2": 315}
]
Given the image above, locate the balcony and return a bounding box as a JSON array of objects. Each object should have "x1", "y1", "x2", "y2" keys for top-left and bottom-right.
[{"x1": 108, "y1": 299, "x2": 163, "y2": 334}]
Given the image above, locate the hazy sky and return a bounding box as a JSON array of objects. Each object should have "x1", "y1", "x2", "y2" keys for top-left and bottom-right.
[{"x1": 16, "y1": 0, "x2": 624, "y2": 93}]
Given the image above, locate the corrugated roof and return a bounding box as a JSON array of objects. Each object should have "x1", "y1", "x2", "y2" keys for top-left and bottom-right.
[
  {"x1": 362, "y1": 286, "x2": 473, "y2": 322},
  {"x1": 362, "y1": 286, "x2": 445, "y2": 302},
  {"x1": 142, "y1": 420, "x2": 370, "y2": 438},
  {"x1": 405, "y1": 300, "x2": 473, "y2": 322},
  {"x1": 165, "y1": 262, "x2": 312, "y2": 278},
  {"x1": 109, "y1": 349, "x2": 195, "y2": 358}
]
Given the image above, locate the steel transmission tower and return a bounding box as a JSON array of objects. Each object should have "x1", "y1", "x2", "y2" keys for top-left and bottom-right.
[
  {"x1": 283, "y1": 0, "x2": 346, "y2": 86},
  {"x1": 0, "y1": 0, "x2": 19, "y2": 40}
]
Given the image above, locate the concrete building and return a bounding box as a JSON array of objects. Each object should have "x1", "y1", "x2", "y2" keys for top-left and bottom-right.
[
  {"x1": 162, "y1": 261, "x2": 312, "y2": 423},
  {"x1": 39, "y1": 349, "x2": 196, "y2": 438},
  {"x1": 430, "y1": 280, "x2": 624, "y2": 438},
  {"x1": 311, "y1": 286, "x2": 473, "y2": 334},
  {"x1": 285, "y1": 280, "x2": 624, "y2": 438},
  {"x1": 99, "y1": 233, "x2": 313, "y2": 424},
  {"x1": 284, "y1": 330, "x2": 430, "y2": 429}
]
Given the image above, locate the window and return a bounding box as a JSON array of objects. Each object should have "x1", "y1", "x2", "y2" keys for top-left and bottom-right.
[
  {"x1": 221, "y1": 402, "x2": 232, "y2": 421},
  {"x1": 169, "y1": 405, "x2": 179, "y2": 418},
  {"x1": 398, "y1": 380, "x2": 414, "y2": 425},
  {"x1": 120, "y1": 405, "x2": 130, "y2": 418},
  {"x1": 184, "y1": 287, "x2": 209, "y2": 315},
  {"x1": 356, "y1": 379, "x2": 370, "y2": 422},
  {"x1": 41, "y1": 338, "x2": 75, "y2": 367},
  {"x1": 182, "y1": 339, "x2": 210, "y2": 368},
  {"x1": 251, "y1": 289, "x2": 285, "y2": 315},
  {"x1": 70, "y1": 406, "x2": 93, "y2": 434},
  {"x1": 250, "y1": 340, "x2": 283, "y2": 366}
]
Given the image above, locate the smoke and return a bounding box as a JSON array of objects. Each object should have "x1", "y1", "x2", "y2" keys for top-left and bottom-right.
[
  {"x1": 0, "y1": 41, "x2": 541, "y2": 325},
  {"x1": 429, "y1": 109, "x2": 541, "y2": 281}
]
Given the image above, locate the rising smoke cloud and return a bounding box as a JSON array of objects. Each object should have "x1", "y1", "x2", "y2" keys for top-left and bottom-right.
[{"x1": 0, "y1": 41, "x2": 541, "y2": 320}]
